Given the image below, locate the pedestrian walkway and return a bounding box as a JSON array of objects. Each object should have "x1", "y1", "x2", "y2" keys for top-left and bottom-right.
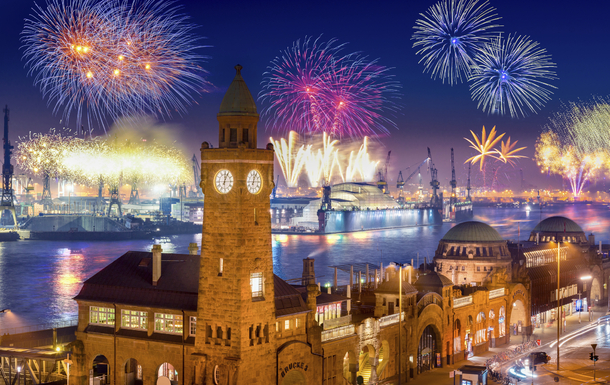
[{"x1": 377, "y1": 310, "x2": 605, "y2": 385}]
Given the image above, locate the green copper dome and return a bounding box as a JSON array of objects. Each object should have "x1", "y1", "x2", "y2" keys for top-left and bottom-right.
[
  {"x1": 218, "y1": 65, "x2": 258, "y2": 117},
  {"x1": 532, "y1": 216, "x2": 584, "y2": 233},
  {"x1": 441, "y1": 221, "x2": 504, "y2": 242}
]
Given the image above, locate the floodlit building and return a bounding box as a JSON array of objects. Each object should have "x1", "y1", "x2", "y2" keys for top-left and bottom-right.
[{"x1": 69, "y1": 66, "x2": 530, "y2": 385}]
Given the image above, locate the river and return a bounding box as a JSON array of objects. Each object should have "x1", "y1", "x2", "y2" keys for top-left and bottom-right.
[{"x1": 1, "y1": 204, "x2": 608, "y2": 330}]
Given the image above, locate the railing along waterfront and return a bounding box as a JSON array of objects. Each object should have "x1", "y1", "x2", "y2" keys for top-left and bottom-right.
[
  {"x1": 453, "y1": 296, "x2": 473, "y2": 308},
  {"x1": 379, "y1": 312, "x2": 404, "y2": 328},
  {"x1": 321, "y1": 324, "x2": 356, "y2": 342},
  {"x1": 489, "y1": 288, "x2": 505, "y2": 299}
]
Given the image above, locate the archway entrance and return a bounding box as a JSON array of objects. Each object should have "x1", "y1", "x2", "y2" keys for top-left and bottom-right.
[
  {"x1": 158, "y1": 363, "x2": 178, "y2": 385},
  {"x1": 510, "y1": 300, "x2": 526, "y2": 336},
  {"x1": 92, "y1": 355, "x2": 109, "y2": 385},
  {"x1": 281, "y1": 369, "x2": 306, "y2": 385},
  {"x1": 418, "y1": 325, "x2": 437, "y2": 374},
  {"x1": 357, "y1": 345, "x2": 376, "y2": 384},
  {"x1": 125, "y1": 358, "x2": 142, "y2": 385},
  {"x1": 377, "y1": 340, "x2": 390, "y2": 378}
]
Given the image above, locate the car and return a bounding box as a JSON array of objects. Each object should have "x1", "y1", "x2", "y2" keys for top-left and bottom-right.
[{"x1": 529, "y1": 352, "x2": 551, "y2": 366}]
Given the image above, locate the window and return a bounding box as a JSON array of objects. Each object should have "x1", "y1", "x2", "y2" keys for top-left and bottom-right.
[
  {"x1": 462, "y1": 266, "x2": 465, "y2": 271},
  {"x1": 189, "y1": 316, "x2": 197, "y2": 336},
  {"x1": 90, "y1": 306, "x2": 115, "y2": 326},
  {"x1": 295, "y1": 318, "x2": 300, "y2": 328},
  {"x1": 222, "y1": 128, "x2": 225, "y2": 142},
  {"x1": 121, "y1": 310, "x2": 148, "y2": 330},
  {"x1": 219, "y1": 258, "x2": 223, "y2": 276},
  {"x1": 251, "y1": 272, "x2": 264, "y2": 299},
  {"x1": 285, "y1": 320, "x2": 290, "y2": 330},
  {"x1": 230, "y1": 128, "x2": 237, "y2": 142},
  {"x1": 477, "y1": 266, "x2": 481, "y2": 272},
  {"x1": 243, "y1": 128, "x2": 249, "y2": 142},
  {"x1": 154, "y1": 313, "x2": 183, "y2": 334},
  {"x1": 275, "y1": 322, "x2": 279, "y2": 332}
]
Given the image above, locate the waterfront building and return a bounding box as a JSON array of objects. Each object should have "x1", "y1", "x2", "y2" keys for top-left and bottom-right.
[
  {"x1": 512, "y1": 216, "x2": 606, "y2": 328},
  {"x1": 70, "y1": 66, "x2": 529, "y2": 385}
]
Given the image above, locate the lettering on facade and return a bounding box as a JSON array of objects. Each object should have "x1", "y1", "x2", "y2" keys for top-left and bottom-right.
[
  {"x1": 280, "y1": 362, "x2": 308, "y2": 378},
  {"x1": 513, "y1": 289, "x2": 525, "y2": 300}
]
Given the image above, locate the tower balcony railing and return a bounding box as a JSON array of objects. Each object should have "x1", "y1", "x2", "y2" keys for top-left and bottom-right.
[
  {"x1": 321, "y1": 324, "x2": 356, "y2": 342},
  {"x1": 379, "y1": 312, "x2": 404, "y2": 328},
  {"x1": 453, "y1": 295, "x2": 473, "y2": 308}
]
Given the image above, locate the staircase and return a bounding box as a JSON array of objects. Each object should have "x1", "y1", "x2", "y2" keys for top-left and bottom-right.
[{"x1": 357, "y1": 352, "x2": 372, "y2": 384}]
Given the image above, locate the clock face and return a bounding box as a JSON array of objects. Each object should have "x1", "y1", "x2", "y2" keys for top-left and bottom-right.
[
  {"x1": 247, "y1": 170, "x2": 262, "y2": 194},
  {"x1": 214, "y1": 169, "x2": 234, "y2": 194}
]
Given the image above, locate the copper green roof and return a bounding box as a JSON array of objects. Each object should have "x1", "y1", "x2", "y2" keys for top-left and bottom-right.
[
  {"x1": 218, "y1": 65, "x2": 258, "y2": 117},
  {"x1": 441, "y1": 221, "x2": 504, "y2": 242},
  {"x1": 532, "y1": 216, "x2": 584, "y2": 233}
]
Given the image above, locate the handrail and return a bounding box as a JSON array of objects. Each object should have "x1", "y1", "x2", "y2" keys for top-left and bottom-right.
[
  {"x1": 453, "y1": 296, "x2": 473, "y2": 308},
  {"x1": 379, "y1": 312, "x2": 404, "y2": 328},
  {"x1": 321, "y1": 324, "x2": 355, "y2": 342}
]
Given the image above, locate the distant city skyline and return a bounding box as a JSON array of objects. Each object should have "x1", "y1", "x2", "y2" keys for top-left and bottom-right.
[{"x1": 1, "y1": 0, "x2": 609, "y2": 192}]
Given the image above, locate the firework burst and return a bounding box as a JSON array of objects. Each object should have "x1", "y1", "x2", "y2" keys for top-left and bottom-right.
[
  {"x1": 469, "y1": 34, "x2": 557, "y2": 118},
  {"x1": 464, "y1": 125, "x2": 504, "y2": 171},
  {"x1": 22, "y1": 0, "x2": 208, "y2": 130},
  {"x1": 535, "y1": 100, "x2": 610, "y2": 197},
  {"x1": 270, "y1": 131, "x2": 309, "y2": 188},
  {"x1": 412, "y1": 0, "x2": 501, "y2": 85},
  {"x1": 259, "y1": 36, "x2": 400, "y2": 139}
]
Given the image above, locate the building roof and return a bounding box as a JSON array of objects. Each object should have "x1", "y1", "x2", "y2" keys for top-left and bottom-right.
[
  {"x1": 532, "y1": 216, "x2": 584, "y2": 234},
  {"x1": 274, "y1": 275, "x2": 310, "y2": 317},
  {"x1": 218, "y1": 65, "x2": 258, "y2": 117},
  {"x1": 74, "y1": 251, "x2": 199, "y2": 311},
  {"x1": 75, "y1": 251, "x2": 309, "y2": 317},
  {"x1": 414, "y1": 271, "x2": 454, "y2": 289},
  {"x1": 375, "y1": 277, "x2": 418, "y2": 295},
  {"x1": 442, "y1": 221, "x2": 504, "y2": 242}
]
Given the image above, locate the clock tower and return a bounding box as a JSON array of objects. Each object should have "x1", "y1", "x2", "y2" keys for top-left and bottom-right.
[{"x1": 194, "y1": 65, "x2": 276, "y2": 384}]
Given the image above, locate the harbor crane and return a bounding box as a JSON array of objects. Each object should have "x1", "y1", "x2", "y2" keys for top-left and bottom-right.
[
  {"x1": 396, "y1": 171, "x2": 405, "y2": 202},
  {"x1": 427, "y1": 147, "x2": 441, "y2": 208},
  {"x1": 467, "y1": 162, "x2": 472, "y2": 200},
  {"x1": 376, "y1": 151, "x2": 391, "y2": 194},
  {"x1": 191, "y1": 154, "x2": 203, "y2": 197},
  {"x1": 0, "y1": 106, "x2": 17, "y2": 227}
]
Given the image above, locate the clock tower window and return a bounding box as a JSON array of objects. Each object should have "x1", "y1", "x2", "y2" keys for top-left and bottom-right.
[
  {"x1": 218, "y1": 258, "x2": 223, "y2": 276},
  {"x1": 250, "y1": 272, "x2": 264, "y2": 300},
  {"x1": 230, "y1": 128, "x2": 237, "y2": 143}
]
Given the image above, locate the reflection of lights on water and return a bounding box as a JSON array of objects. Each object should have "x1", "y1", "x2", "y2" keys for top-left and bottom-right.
[{"x1": 276, "y1": 234, "x2": 288, "y2": 243}]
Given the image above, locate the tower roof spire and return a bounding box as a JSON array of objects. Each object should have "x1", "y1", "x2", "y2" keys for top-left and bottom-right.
[{"x1": 218, "y1": 64, "x2": 258, "y2": 117}]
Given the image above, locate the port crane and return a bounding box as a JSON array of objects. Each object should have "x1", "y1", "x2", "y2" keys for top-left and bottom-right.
[
  {"x1": 0, "y1": 106, "x2": 17, "y2": 227},
  {"x1": 427, "y1": 147, "x2": 441, "y2": 208},
  {"x1": 396, "y1": 171, "x2": 405, "y2": 202},
  {"x1": 467, "y1": 162, "x2": 472, "y2": 200},
  {"x1": 377, "y1": 151, "x2": 391, "y2": 194},
  {"x1": 191, "y1": 154, "x2": 203, "y2": 197}
]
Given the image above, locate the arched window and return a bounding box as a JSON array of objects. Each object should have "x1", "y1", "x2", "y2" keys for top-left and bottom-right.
[
  {"x1": 499, "y1": 306, "x2": 506, "y2": 337},
  {"x1": 475, "y1": 312, "x2": 486, "y2": 344}
]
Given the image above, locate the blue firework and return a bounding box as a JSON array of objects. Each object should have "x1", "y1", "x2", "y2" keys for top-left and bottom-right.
[
  {"x1": 412, "y1": 0, "x2": 501, "y2": 85},
  {"x1": 469, "y1": 34, "x2": 557, "y2": 118}
]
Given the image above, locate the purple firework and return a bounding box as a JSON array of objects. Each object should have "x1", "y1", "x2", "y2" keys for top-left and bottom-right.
[{"x1": 259, "y1": 36, "x2": 400, "y2": 139}]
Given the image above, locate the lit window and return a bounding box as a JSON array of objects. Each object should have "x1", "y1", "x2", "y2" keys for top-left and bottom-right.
[
  {"x1": 295, "y1": 318, "x2": 300, "y2": 328},
  {"x1": 154, "y1": 313, "x2": 183, "y2": 334},
  {"x1": 275, "y1": 322, "x2": 279, "y2": 332},
  {"x1": 90, "y1": 306, "x2": 115, "y2": 326},
  {"x1": 189, "y1": 316, "x2": 197, "y2": 336},
  {"x1": 285, "y1": 320, "x2": 290, "y2": 330},
  {"x1": 251, "y1": 272, "x2": 264, "y2": 299},
  {"x1": 219, "y1": 258, "x2": 224, "y2": 276},
  {"x1": 121, "y1": 310, "x2": 148, "y2": 330}
]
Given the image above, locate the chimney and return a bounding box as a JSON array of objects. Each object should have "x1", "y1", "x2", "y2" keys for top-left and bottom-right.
[
  {"x1": 152, "y1": 244, "x2": 163, "y2": 286},
  {"x1": 302, "y1": 257, "x2": 315, "y2": 285},
  {"x1": 188, "y1": 243, "x2": 198, "y2": 255}
]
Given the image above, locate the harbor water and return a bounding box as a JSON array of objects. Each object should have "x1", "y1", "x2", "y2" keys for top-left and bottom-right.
[{"x1": 1, "y1": 204, "x2": 609, "y2": 330}]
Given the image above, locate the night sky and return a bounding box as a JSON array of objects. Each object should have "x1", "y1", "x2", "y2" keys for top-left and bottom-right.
[{"x1": 1, "y1": 0, "x2": 609, "y2": 192}]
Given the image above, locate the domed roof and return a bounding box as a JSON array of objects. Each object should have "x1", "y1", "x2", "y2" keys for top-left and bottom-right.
[
  {"x1": 218, "y1": 65, "x2": 258, "y2": 117},
  {"x1": 414, "y1": 271, "x2": 453, "y2": 289},
  {"x1": 441, "y1": 221, "x2": 504, "y2": 242},
  {"x1": 532, "y1": 216, "x2": 584, "y2": 233}
]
